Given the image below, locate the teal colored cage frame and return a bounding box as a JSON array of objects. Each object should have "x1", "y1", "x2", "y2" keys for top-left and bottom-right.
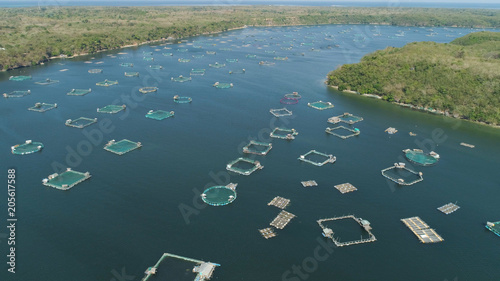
[
  {"x1": 11, "y1": 140, "x2": 44, "y2": 155},
  {"x1": 42, "y1": 169, "x2": 91, "y2": 190},
  {"x1": 104, "y1": 139, "x2": 142, "y2": 155},
  {"x1": 298, "y1": 150, "x2": 336, "y2": 166}
]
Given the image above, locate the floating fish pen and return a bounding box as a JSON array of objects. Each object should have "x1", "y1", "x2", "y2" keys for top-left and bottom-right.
[
  {"x1": 28, "y1": 102, "x2": 57, "y2": 112},
  {"x1": 142, "y1": 252, "x2": 220, "y2": 281},
  {"x1": 334, "y1": 183, "x2": 358, "y2": 194},
  {"x1": 120, "y1": 62, "x2": 134, "y2": 67},
  {"x1": 403, "y1": 149, "x2": 439, "y2": 166},
  {"x1": 385, "y1": 127, "x2": 398, "y2": 134},
  {"x1": 162, "y1": 52, "x2": 173, "y2": 56},
  {"x1": 139, "y1": 87, "x2": 158, "y2": 94},
  {"x1": 192, "y1": 54, "x2": 204, "y2": 59},
  {"x1": 242, "y1": 140, "x2": 272, "y2": 155},
  {"x1": 88, "y1": 69, "x2": 102, "y2": 74},
  {"x1": 219, "y1": 48, "x2": 232, "y2": 51},
  {"x1": 401, "y1": 216, "x2": 444, "y2": 243},
  {"x1": 270, "y1": 210, "x2": 296, "y2": 229},
  {"x1": 149, "y1": 65, "x2": 163, "y2": 70},
  {"x1": 328, "y1": 113, "x2": 363, "y2": 125},
  {"x1": 381, "y1": 163, "x2": 423, "y2": 186},
  {"x1": 259, "y1": 227, "x2": 277, "y2": 239},
  {"x1": 298, "y1": 150, "x2": 336, "y2": 166},
  {"x1": 173, "y1": 95, "x2": 192, "y2": 103},
  {"x1": 270, "y1": 127, "x2": 298, "y2": 140},
  {"x1": 35, "y1": 78, "x2": 59, "y2": 85},
  {"x1": 209, "y1": 62, "x2": 225, "y2": 68},
  {"x1": 281, "y1": 47, "x2": 292, "y2": 50},
  {"x1": 9, "y1": 75, "x2": 31, "y2": 81},
  {"x1": 246, "y1": 54, "x2": 257, "y2": 58},
  {"x1": 143, "y1": 51, "x2": 153, "y2": 55},
  {"x1": 96, "y1": 79, "x2": 118, "y2": 87},
  {"x1": 11, "y1": 140, "x2": 44, "y2": 155},
  {"x1": 264, "y1": 50, "x2": 276, "y2": 54},
  {"x1": 270, "y1": 108, "x2": 292, "y2": 117},
  {"x1": 213, "y1": 82, "x2": 233, "y2": 89},
  {"x1": 65, "y1": 117, "x2": 97, "y2": 129},
  {"x1": 409, "y1": 132, "x2": 417, "y2": 136},
  {"x1": 206, "y1": 51, "x2": 216, "y2": 55},
  {"x1": 226, "y1": 157, "x2": 263, "y2": 176},
  {"x1": 171, "y1": 75, "x2": 192, "y2": 83},
  {"x1": 268, "y1": 196, "x2": 290, "y2": 209},
  {"x1": 42, "y1": 168, "x2": 91, "y2": 190},
  {"x1": 67, "y1": 88, "x2": 92, "y2": 96},
  {"x1": 284, "y1": 92, "x2": 301, "y2": 99},
  {"x1": 486, "y1": 221, "x2": 500, "y2": 237},
  {"x1": 308, "y1": 101, "x2": 334, "y2": 110},
  {"x1": 229, "y1": 69, "x2": 245, "y2": 74},
  {"x1": 280, "y1": 97, "x2": 299, "y2": 104},
  {"x1": 201, "y1": 183, "x2": 237, "y2": 206},
  {"x1": 3, "y1": 90, "x2": 31, "y2": 98},
  {"x1": 259, "y1": 61, "x2": 275, "y2": 66},
  {"x1": 124, "y1": 72, "x2": 139, "y2": 77},
  {"x1": 145, "y1": 110, "x2": 174, "y2": 121},
  {"x1": 177, "y1": 48, "x2": 188, "y2": 52},
  {"x1": 317, "y1": 215, "x2": 377, "y2": 247},
  {"x1": 460, "y1": 142, "x2": 475, "y2": 148},
  {"x1": 274, "y1": 56, "x2": 288, "y2": 61},
  {"x1": 437, "y1": 203, "x2": 460, "y2": 215},
  {"x1": 325, "y1": 126, "x2": 360, "y2": 139},
  {"x1": 104, "y1": 139, "x2": 142, "y2": 155},
  {"x1": 143, "y1": 57, "x2": 154, "y2": 61},
  {"x1": 178, "y1": 58, "x2": 191, "y2": 63},
  {"x1": 190, "y1": 68, "x2": 206, "y2": 75},
  {"x1": 226, "y1": 58, "x2": 238, "y2": 63},
  {"x1": 97, "y1": 104, "x2": 126, "y2": 114},
  {"x1": 301, "y1": 180, "x2": 318, "y2": 187}
]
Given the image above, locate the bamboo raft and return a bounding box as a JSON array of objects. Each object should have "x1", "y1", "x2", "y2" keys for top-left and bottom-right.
[{"x1": 401, "y1": 216, "x2": 444, "y2": 243}]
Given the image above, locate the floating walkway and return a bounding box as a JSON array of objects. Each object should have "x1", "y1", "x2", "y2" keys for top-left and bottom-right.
[
  {"x1": 460, "y1": 142, "x2": 475, "y2": 148},
  {"x1": 139, "y1": 87, "x2": 158, "y2": 94},
  {"x1": 226, "y1": 157, "x2": 263, "y2": 176},
  {"x1": 325, "y1": 126, "x2": 360, "y2": 139},
  {"x1": 96, "y1": 79, "x2": 118, "y2": 87},
  {"x1": 11, "y1": 140, "x2": 43, "y2": 155},
  {"x1": 67, "y1": 88, "x2": 92, "y2": 96},
  {"x1": 65, "y1": 117, "x2": 97, "y2": 129},
  {"x1": 174, "y1": 95, "x2": 192, "y2": 103},
  {"x1": 381, "y1": 163, "x2": 423, "y2": 186},
  {"x1": 4, "y1": 90, "x2": 31, "y2": 98},
  {"x1": 298, "y1": 150, "x2": 336, "y2": 166},
  {"x1": 104, "y1": 139, "x2": 141, "y2": 155},
  {"x1": 270, "y1": 108, "x2": 292, "y2": 117},
  {"x1": 301, "y1": 180, "x2": 318, "y2": 187},
  {"x1": 242, "y1": 140, "x2": 272, "y2": 155},
  {"x1": 268, "y1": 196, "x2": 290, "y2": 209},
  {"x1": 146, "y1": 110, "x2": 174, "y2": 121},
  {"x1": 328, "y1": 113, "x2": 363, "y2": 125},
  {"x1": 9, "y1": 75, "x2": 31, "y2": 81},
  {"x1": 317, "y1": 215, "x2": 376, "y2": 247},
  {"x1": 401, "y1": 216, "x2": 444, "y2": 243},
  {"x1": 259, "y1": 228, "x2": 277, "y2": 239},
  {"x1": 334, "y1": 183, "x2": 358, "y2": 194},
  {"x1": 308, "y1": 101, "x2": 334, "y2": 110},
  {"x1": 201, "y1": 183, "x2": 237, "y2": 206},
  {"x1": 28, "y1": 102, "x2": 57, "y2": 112},
  {"x1": 270, "y1": 127, "x2": 298, "y2": 140},
  {"x1": 403, "y1": 149, "x2": 439, "y2": 166},
  {"x1": 437, "y1": 203, "x2": 460, "y2": 215},
  {"x1": 270, "y1": 210, "x2": 296, "y2": 229},
  {"x1": 97, "y1": 104, "x2": 126, "y2": 114},
  {"x1": 35, "y1": 78, "x2": 59, "y2": 85},
  {"x1": 213, "y1": 82, "x2": 233, "y2": 88},
  {"x1": 486, "y1": 221, "x2": 500, "y2": 238},
  {"x1": 42, "y1": 168, "x2": 91, "y2": 190},
  {"x1": 142, "y1": 253, "x2": 220, "y2": 281}
]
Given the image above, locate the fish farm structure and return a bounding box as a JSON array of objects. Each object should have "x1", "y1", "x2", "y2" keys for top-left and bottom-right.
[
  {"x1": 143, "y1": 57, "x2": 154, "y2": 61},
  {"x1": 437, "y1": 203, "x2": 460, "y2": 215},
  {"x1": 246, "y1": 54, "x2": 257, "y2": 58},
  {"x1": 162, "y1": 52, "x2": 173, "y2": 56},
  {"x1": 259, "y1": 227, "x2": 277, "y2": 239},
  {"x1": 206, "y1": 51, "x2": 216, "y2": 55},
  {"x1": 192, "y1": 54, "x2": 204, "y2": 59},
  {"x1": 142, "y1": 253, "x2": 220, "y2": 281},
  {"x1": 28, "y1": 102, "x2": 57, "y2": 112},
  {"x1": 177, "y1": 48, "x2": 188, "y2": 52},
  {"x1": 298, "y1": 150, "x2": 336, "y2": 166},
  {"x1": 381, "y1": 163, "x2": 424, "y2": 186},
  {"x1": 9, "y1": 75, "x2": 31, "y2": 81},
  {"x1": 171, "y1": 75, "x2": 192, "y2": 83},
  {"x1": 65, "y1": 117, "x2": 97, "y2": 129},
  {"x1": 460, "y1": 142, "x2": 475, "y2": 148},
  {"x1": 42, "y1": 168, "x2": 91, "y2": 190},
  {"x1": 35, "y1": 78, "x2": 59, "y2": 85},
  {"x1": 67, "y1": 88, "x2": 92, "y2": 96},
  {"x1": 385, "y1": 127, "x2": 398, "y2": 134},
  {"x1": 190, "y1": 68, "x2": 206, "y2": 75},
  {"x1": 88, "y1": 69, "x2": 102, "y2": 74},
  {"x1": 226, "y1": 58, "x2": 238, "y2": 63},
  {"x1": 96, "y1": 79, "x2": 118, "y2": 87},
  {"x1": 209, "y1": 62, "x2": 225, "y2": 68},
  {"x1": 124, "y1": 72, "x2": 139, "y2": 77},
  {"x1": 229, "y1": 69, "x2": 246, "y2": 74},
  {"x1": 325, "y1": 126, "x2": 360, "y2": 139},
  {"x1": 104, "y1": 139, "x2": 142, "y2": 155},
  {"x1": 401, "y1": 216, "x2": 444, "y2": 243},
  {"x1": 213, "y1": 82, "x2": 233, "y2": 89},
  {"x1": 274, "y1": 56, "x2": 288, "y2": 61},
  {"x1": 173, "y1": 95, "x2": 192, "y2": 103},
  {"x1": 270, "y1": 210, "x2": 296, "y2": 229},
  {"x1": 201, "y1": 183, "x2": 237, "y2": 206},
  {"x1": 242, "y1": 140, "x2": 272, "y2": 155},
  {"x1": 3, "y1": 90, "x2": 31, "y2": 98},
  {"x1": 280, "y1": 97, "x2": 299, "y2": 104},
  {"x1": 259, "y1": 61, "x2": 275, "y2": 66},
  {"x1": 301, "y1": 180, "x2": 318, "y2": 187},
  {"x1": 226, "y1": 157, "x2": 263, "y2": 176},
  {"x1": 317, "y1": 215, "x2": 377, "y2": 247},
  {"x1": 268, "y1": 196, "x2": 290, "y2": 209},
  {"x1": 270, "y1": 108, "x2": 292, "y2": 117},
  {"x1": 270, "y1": 127, "x2": 298, "y2": 140},
  {"x1": 149, "y1": 65, "x2": 163, "y2": 70},
  {"x1": 308, "y1": 101, "x2": 334, "y2": 110},
  {"x1": 486, "y1": 221, "x2": 500, "y2": 237},
  {"x1": 120, "y1": 62, "x2": 134, "y2": 67},
  {"x1": 139, "y1": 87, "x2": 158, "y2": 94},
  {"x1": 284, "y1": 92, "x2": 301, "y2": 99},
  {"x1": 97, "y1": 105, "x2": 126, "y2": 114},
  {"x1": 145, "y1": 110, "x2": 174, "y2": 121},
  {"x1": 403, "y1": 149, "x2": 440, "y2": 166},
  {"x1": 334, "y1": 183, "x2": 358, "y2": 194},
  {"x1": 328, "y1": 113, "x2": 364, "y2": 125},
  {"x1": 219, "y1": 48, "x2": 232, "y2": 51},
  {"x1": 11, "y1": 140, "x2": 43, "y2": 155}
]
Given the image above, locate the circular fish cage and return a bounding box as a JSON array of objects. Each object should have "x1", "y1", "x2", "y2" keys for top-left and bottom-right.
[
  {"x1": 173, "y1": 95, "x2": 192, "y2": 103},
  {"x1": 139, "y1": 87, "x2": 158, "y2": 94},
  {"x1": 404, "y1": 149, "x2": 439, "y2": 166},
  {"x1": 284, "y1": 92, "x2": 301, "y2": 99},
  {"x1": 201, "y1": 186, "x2": 237, "y2": 206},
  {"x1": 280, "y1": 97, "x2": 299, "y2": 104}
]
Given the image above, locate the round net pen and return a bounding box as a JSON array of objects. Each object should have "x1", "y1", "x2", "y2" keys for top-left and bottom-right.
[{"x1": 11, "y1": 140, "x2": 44, "y2": 155}]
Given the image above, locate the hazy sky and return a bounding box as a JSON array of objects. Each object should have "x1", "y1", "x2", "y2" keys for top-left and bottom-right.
[{"x1": 9, "y1": 0, "x2": 500, "y2": 2}]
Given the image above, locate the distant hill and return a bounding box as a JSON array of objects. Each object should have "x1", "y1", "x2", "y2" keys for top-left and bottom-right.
[{"x1": 327, "y1": 31, "x2": 500, "y2": 125}]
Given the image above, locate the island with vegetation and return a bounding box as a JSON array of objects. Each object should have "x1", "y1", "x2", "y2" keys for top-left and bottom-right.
[
  {"x1": 0, "y1": 6, "x2": 499, "y2": 70},
  {"x1": 327, "y1": 31, "x2": 500, "y2": 126}
]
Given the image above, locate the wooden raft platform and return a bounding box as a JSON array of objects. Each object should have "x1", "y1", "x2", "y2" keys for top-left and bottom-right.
[
  {"x1": 268, "y1": 196, "x2": 290, "y2": 209},
  {"x1": 401, "y1": 216, "x2": 444, "y2": 243},
  {"x1": 334, "y1": 183, "x2": 358, "y2": 194},
  {"x1": 437, "y1": 203, "x2": 460, "y2": 215},
  {"x1": 270, "y1": 210, "x2": 296, "y2": 229}
]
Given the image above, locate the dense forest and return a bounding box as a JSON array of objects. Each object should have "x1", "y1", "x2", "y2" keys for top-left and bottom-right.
[
  {"x1": 327, "y1": 31, "x2": 500, "y2": 125},
  {"x1": 0, "y1": 6, "x2": 499, "y2": 70}
]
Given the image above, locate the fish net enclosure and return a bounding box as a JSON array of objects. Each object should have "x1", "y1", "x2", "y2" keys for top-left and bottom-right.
[
  {"x1": 120, "y1": 63, "x2": 134, "y2": 67},
  {"x1": 229, "y1": 69, "x2": 245, "y2": 74},
  {"x1": 28, "y1": 102, "x2": 57, "y2": 112},
  {"x1": 213, "y1": 82, "x2": 233, "y2": 89},
  {"x1": 35, "y1": 78, "x2": 59, "y2": 85},
  {"x1": 192, "y1": 54, "x2": 204, "y2": 59},
  {"x1": 97, "y1": 104, "x2": 126, "y2": 114},
  {"x1": 243, "y1": 141, "x2": 272, "y2": 155},
  {"x1": 88, "y1": 69, "x2": 103, "y2": 74},
  {"x1": 209, "y1": 62, "x2": 226, "y2": 68},
  {"x1": 9, "y1": 75, "x2": 32, "y2": 81},
  {"x1": 226, "y1": 58, "x2": 238, "y2": 63},
  {"x1": 298, "y1": 150, "x2": 336, "y2": 166},
  {"x1": 42, "y1": 168, "x2": 91, "y2": 190},
  {"x1": 259, "y1": 61, "x2": 275, "y2": 66},
  {"x1": 190, "y1": 69, "x2": 206, "y2": 76},
  {"x1": 206, "y1": 51, "x2": 216, "y2": 55},
  {"x1": 139, "y1": 87, "x2": 158, "y2": 94},
  {"x1": 162, "y1": 52, "x2": 173, "y2": 56},
  {"x1": 149, "y1": 65, "x2": 163, "y2": 70},
  {"x1": 308, "y1": 101, "x2": 334, "y2": 110},
  {"x1": 96, "y1": 79, "x2": 118, "y2": 87},
  {"x1": 226, "y1": 157, "x2": 263, "y2": 176},
  {"x1": 124, "y1": 72, "x2": 139, "y2": 77},
  {"x1": 67, "y1": 88, "x2": 92, "y2": 96},
  {"x1": 284, "y1": 92, "x2": 301, "y2": 99},
  {"x1": 11, "y1": 140, "x2": 44, "y2": 155},
  {"x1": 219, "y1": 48, "x2": 232, "y2": 51},
  {"x1": 403, "y1": 149, "x2": 439, "y2": 166},
  {"x1": 146, "y1": 110, "x2": 174, "y2": 121},
  {"x1": 274, "y1": 56, "x2": 288, "y2": 61},
  {"x1": 143, "y1": 57, "x2": 154, "y2": 61},
  {"x1": 178, "y1": 58, "x2": 191, "y2": 63},
  {"x1": 104, "y1": 139, "x2": 142, "y2": 155},
  {"x1": 65, "y1": 117, "x2": 97, "y2": 128},
  {"x1": 171, "y1": 75, "x2": 192, "y2": 83},
  {"x1": 381, "y1": 163, "x2": 423, "y2": 186},
  {"x1": 173, "y1": 95, "x2": 192, "y2": 103},
  {"x1": 270, "y1": 127, "x2": 298, "y2": 140},
  {"x1": 177, "y1": 48, "x2": 188, "y2": 52},
  {"x1": 201, "y1": 185, "x2": 237, "y2": 206},
  {"x1": 3, "y1": 90, "x2": 31, "y2": 98},
  {"x1": 325, "y1": 126, "x2": 360, "y2": 139},
  {"x1": 246, "y1": 54, "x2": 257, "y2": 59},
  {"x1": 280, "y1": 97, "x2": 299, "y2": 104},
  {"x1": 270, "y1": 108, "x2": 292, "y2": 117},
  {"x1": 328, "y1": 113, "x2": 363, "y2": 125}
]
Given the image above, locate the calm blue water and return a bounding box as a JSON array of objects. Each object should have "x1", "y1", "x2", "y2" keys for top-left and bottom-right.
[{"x1": 1, "y1": 25, "x2": 500, "y2": 281}]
